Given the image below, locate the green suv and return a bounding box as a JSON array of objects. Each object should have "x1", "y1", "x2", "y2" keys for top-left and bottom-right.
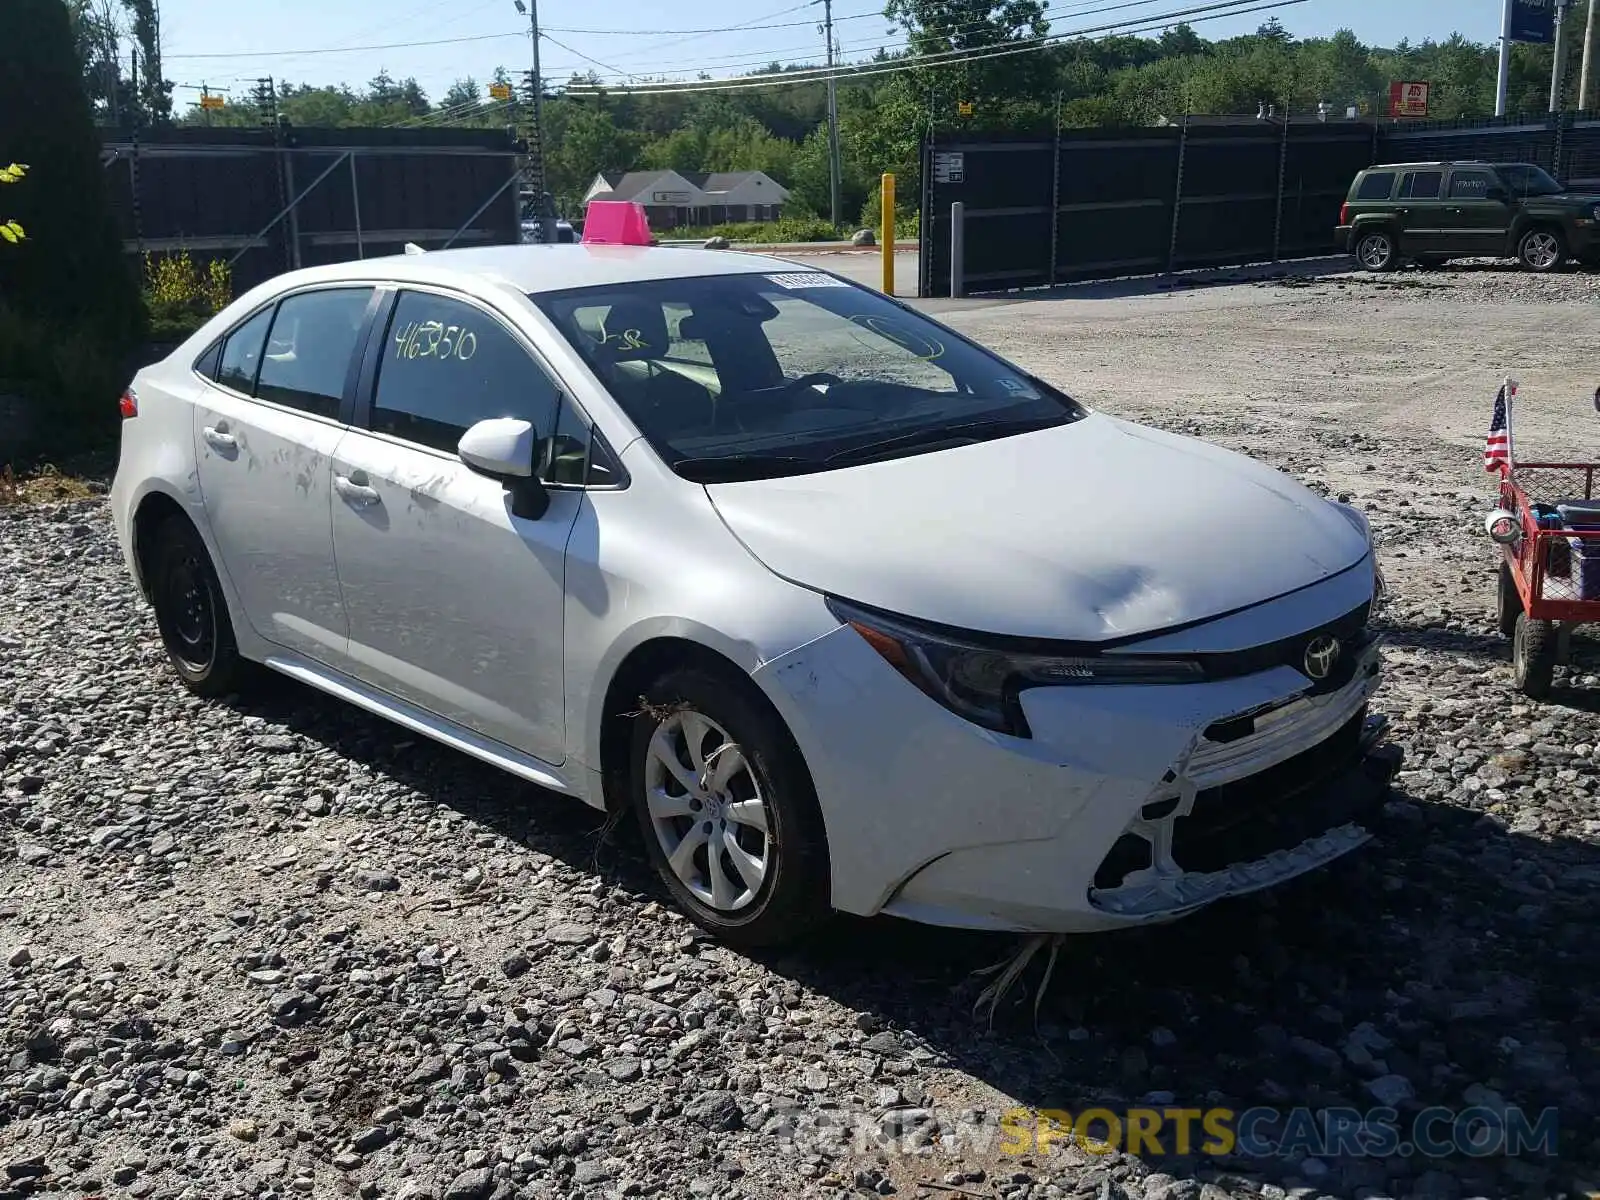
[{"x1": 1336, "y1": 161, "x2": 1600, "y2": 272}]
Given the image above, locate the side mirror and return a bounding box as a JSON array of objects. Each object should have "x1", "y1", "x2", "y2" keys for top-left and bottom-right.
[{"x1": 458, "y1": 417, "x2": 549, "y2": 519}]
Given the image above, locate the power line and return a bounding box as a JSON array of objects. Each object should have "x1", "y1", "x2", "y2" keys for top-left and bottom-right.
[
  {"x1": 545, "y1": 7, "x2": 872, "y2": 36},
  {"x1": 558, "y1": 0, "x2": 1199, "y2": 80},
  {"x1": 164, "y1": 30, "x2": 528, "y2": 60},
  {"x1": 566, "y1": 0, "x2": 1303, "y2": 95},
  {"x1": 540, "y1": 32, "x2": 640, "y2": 81}
]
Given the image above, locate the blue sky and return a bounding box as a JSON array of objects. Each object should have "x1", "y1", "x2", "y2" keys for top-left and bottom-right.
[{"x1": 155, "y1": 0, "x2": 1502, "y2": 108}]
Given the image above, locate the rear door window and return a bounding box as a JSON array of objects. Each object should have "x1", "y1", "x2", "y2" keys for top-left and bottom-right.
[
  {"x1": 254, "y1": 288, "x2": 373, "y2": 420},
  {"x1": 1448, "y1": 170, "x2": 1497, "y2": 200},
  {"x1": 1399, "y1": 170, "x2": 1443, "y2": 199},
  {"x1": 1355, "y1": 172, "x2": 1396, "y2": 200},
  {"x1": 215, "y1": 307, "x2": 273, "y2": 394}
]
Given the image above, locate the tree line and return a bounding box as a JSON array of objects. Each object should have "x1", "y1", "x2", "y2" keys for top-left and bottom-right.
[{"x1": 65, "y1": 0, "x2": 1600, "y2": 228}]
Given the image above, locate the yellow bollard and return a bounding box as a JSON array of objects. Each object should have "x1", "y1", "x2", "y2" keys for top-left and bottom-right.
[{"x1": 880, "y1": 173, "x2": 895, "y2": 295}]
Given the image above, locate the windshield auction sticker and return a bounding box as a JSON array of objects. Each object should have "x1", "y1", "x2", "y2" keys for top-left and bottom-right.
[{"x1": 765, "y1": 272, "x2": 849, "y2": 289}]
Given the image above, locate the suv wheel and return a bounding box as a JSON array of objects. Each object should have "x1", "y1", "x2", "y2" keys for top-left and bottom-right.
[
  {"x1": 1355, "y1": 230, "x2": 1397, "y2": 272},
  {"x1": 146, "y1": 515, "x2": 251, "y2": 696},
  {"x1": 1517, "y1": 227, "x2": 1565, "y2": 272},
  {"x1": 627, "y1": 665, "x2": 831, "y2": 948}
]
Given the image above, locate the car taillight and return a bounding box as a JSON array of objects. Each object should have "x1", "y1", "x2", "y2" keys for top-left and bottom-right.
[
  {"x1": 1339, "y1": 202, "x2": 1350, "y2": 225},
  {"x1": 119, "y1": 386, "x2": 138, "y2": 419}
]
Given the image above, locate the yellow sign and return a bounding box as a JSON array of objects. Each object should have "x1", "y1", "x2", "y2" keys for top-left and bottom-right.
[
  {"x1": 956, "y1": 100, "x2": 974, "y2": 116},
  {"x1": 489, "y1": 82, "x2": 513, "y2": 101},
  {"x1": 199, "y1": 94, "x2": 225, "y2": 110}
]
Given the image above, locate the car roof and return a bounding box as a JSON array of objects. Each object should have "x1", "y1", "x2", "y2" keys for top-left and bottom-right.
[
  {"x1": 1364, "y1": 160, "x2": 1493, "y2": 171},
  {"x1": 260, "y1": 244, "x2": 796, "y2": 297}
]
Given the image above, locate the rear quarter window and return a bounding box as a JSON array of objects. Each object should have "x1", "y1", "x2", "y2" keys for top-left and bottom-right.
[{"x1": 1355, "y1": 172, "x2": 1397, "y2": 201}]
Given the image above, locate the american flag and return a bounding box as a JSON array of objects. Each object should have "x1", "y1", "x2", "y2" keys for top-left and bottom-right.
[{"x1": 1485, "y1": 383, "x2": 1512, "y2": 473}]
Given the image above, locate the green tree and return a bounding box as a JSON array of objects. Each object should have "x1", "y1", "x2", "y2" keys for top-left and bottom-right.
[{"x1": 120, "y1": 0, "x2": 172, "y2": 125}]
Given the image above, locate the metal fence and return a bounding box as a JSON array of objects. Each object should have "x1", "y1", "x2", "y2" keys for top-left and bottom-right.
[
  {"x1": 919, "y1": 112, "x2": 1600, "y2": 298},
  {"x1": 100, "y1": 126, "x2": 526, "y2": 292}
]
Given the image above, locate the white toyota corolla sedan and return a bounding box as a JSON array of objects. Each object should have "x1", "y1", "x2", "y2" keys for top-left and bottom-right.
[{"x1": 110, "y1": 242, "x2": 1399, "y2": 947}]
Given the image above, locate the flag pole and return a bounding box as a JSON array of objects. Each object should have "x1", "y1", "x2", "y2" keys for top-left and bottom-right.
[{"x1": 1504, "y1": 375, "x2": 1518, "y2": 475}]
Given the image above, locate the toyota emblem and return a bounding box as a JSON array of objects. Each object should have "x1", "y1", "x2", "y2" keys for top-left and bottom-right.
[{"x1": 1303, "y1": 635, "x2": 1341, "y2": 681}]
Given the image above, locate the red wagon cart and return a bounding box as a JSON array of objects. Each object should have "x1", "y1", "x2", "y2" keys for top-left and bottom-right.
[{"x1": 1486, "y1": 383, "x2": 1600, "y2": 697}]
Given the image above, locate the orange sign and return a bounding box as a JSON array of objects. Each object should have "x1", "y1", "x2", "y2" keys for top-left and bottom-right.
[
  {"x1": 199, "y1": 94, "x2": 225, "y2": 109},
  {"x1": 1388, "y1": 81, "x2": 1429, "y2": 118}
]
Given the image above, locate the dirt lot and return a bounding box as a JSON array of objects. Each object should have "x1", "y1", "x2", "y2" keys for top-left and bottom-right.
[{"x1": 4, "y1": 264, "x2": 1600, "y2": 1200}]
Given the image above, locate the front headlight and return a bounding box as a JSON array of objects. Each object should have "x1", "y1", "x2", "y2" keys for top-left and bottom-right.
[{"x1": 826, "y1": 597, "x2": 1204, "y2": 737}]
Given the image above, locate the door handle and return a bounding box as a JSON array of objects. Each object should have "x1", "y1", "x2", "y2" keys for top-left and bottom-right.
[
  {"x1": 334, "y1": 473, "x2": 381, "y2": 507},
  {"x1": 202, "y1": 425, "x2": 236, "y2": 450}
]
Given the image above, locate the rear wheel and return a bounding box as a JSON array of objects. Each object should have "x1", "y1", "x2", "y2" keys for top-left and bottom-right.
[
  {"x1": 146, "y1": 515, "x2": 250, "y2": 696},
  {"x1": 1497, "y1": 561, "x2": 1523, "y2": 638},
  {"x1": 1512, "y1": 611, "x2": 1558, "y2": 699},
  {"x1": 1355, "y1": 229, "x2": 1397, "y2": 272},
  {"x1": 627, "y1": 666, "x2": 831, "y2": 948},
  {"x1": 1517, "y1": 226, "x2": 1565, "y2": 272}
]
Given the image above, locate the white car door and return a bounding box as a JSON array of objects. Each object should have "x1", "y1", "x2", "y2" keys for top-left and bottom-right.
[
  {"x1": 192, "y1": 286, "x2": 378, "y2": 666},
  {"x1": 330, "y1": 287, "x2": 589, "y2": 765}
]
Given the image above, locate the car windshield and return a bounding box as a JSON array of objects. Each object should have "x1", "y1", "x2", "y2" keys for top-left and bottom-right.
[
  {"x1": 533, "y1": 271, "x2": 1084, "y2": 480},
  {"x1": 1497, "y1": 164, "x2": 1565, "y2": 196}
]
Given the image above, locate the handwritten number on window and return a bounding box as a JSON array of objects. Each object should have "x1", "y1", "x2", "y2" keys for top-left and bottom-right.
[{"x1": 393, "y1": 319, "x2": 478, "y2": 362}]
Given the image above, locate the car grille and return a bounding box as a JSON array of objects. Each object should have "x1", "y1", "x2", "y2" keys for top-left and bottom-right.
[{"x1": 1191, "y1": 599, "x2": 1373, "y2": 693}]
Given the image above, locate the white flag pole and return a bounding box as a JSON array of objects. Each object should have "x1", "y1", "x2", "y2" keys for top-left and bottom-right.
[{"x1": 1504, "y1": 375, "x2": 1518, "y2": 475}]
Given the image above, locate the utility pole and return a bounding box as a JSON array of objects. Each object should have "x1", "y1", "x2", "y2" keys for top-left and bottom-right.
[
  {"x1": 1581, "y1": 0, "x2": 1597, "y2": 111},
  {"x1": 1497, "y1": 0, "x2": 1513, "y2": 116},
  {"x1": 1552, "y1": 0, "x2": 1573, "y2": 111},
  {"x1": 823, "y1": 0, "x2": 841, "y2": 229},
  {"x1": 513, "y1": 0, "x2": 551, "y2": 243}
]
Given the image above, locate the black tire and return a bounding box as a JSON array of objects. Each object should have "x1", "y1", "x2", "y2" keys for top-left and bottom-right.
[
  {"x1": 1497, "y1": 560, "x2": 1523, "y2": 638},
  {"x1": 1511, "y1": 611, "x2": 1557, "y2": 700},
  {"x1": 1516, "y1": 226, "x2": 1566, "y2": 273},
  {"x1": 146, "y1": 515, "x2": 250, "y2": 697},
  {"x1": 627, "y1": 665, "x2": 831, "y2": 949},
  {"x1": 1354, "y1": 229, "x2": 1397, "y2": 272}
]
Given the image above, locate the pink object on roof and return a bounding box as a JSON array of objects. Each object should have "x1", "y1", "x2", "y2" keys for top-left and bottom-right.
[{"x1": 582, "y1": 200, "x2": 652, "y2": 246}]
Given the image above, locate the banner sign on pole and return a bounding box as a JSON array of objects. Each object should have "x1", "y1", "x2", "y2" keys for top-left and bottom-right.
[{"x1": 1509, "y1": 0, "x2": 1556, "y2": 44}]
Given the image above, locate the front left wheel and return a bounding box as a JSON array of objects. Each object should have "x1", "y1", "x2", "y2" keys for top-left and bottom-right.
[
  {"x1": 627, "y1": 665, "x2": 831, "y2": 948},
  {"x1": 1512, "y1": 611, "x2": 1558, "y2": 700},
  {"x1": 146, "y1": 515, "x2": 251, "y2": 696}
]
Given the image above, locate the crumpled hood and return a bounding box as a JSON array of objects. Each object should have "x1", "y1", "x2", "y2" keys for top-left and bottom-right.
[{"x1": 706, "y1": 413, "x2": 1370, "y2": 642}]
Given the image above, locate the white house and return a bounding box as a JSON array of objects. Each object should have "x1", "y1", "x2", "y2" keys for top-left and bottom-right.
[{"x1": 582, "y1": 170, "x2": 791, "y2": 229}]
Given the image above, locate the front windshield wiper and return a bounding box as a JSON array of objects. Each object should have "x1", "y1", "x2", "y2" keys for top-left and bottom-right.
[
  {"x1": 672, "y1": 454, "x2": 822, "y2": 483},
  {"x1": 825, "y1": 416, "x2": 1065, "y2": 466}
]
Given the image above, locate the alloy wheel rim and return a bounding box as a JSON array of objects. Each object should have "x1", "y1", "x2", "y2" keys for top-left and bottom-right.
[
  {"x1": 1526, "y1": 233, "x2": 1559, "y2": 268},
  {"x1": 643, "y1": 708, "x2": 771, "y2": 912},
  {"x1": 1359, "y1": 236, "x2": 1389, "y2": 268}
]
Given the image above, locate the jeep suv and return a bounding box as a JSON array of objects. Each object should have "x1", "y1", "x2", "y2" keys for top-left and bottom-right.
[{"x1": 1336, "y1": 161, "x2": 1600, "y2": 272}]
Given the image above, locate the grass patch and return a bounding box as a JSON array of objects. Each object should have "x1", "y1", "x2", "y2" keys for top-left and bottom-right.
[{"x1": 0, "y1": 462, "x2": 100, "y2": 506}]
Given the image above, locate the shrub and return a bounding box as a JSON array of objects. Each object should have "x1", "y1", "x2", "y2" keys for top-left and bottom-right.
[
  {"x1": 658, "y1": 217, "x2": 843, "y2": 244},
  {"x1": 0, "y1": 162, "x2": 26, "y2": 245},
  {"x1": 0, "y1": 300, "x2": 130, "y2": 466},
  {"x1": 143, "y1": 251, "x2": 232, "y2": 342}
]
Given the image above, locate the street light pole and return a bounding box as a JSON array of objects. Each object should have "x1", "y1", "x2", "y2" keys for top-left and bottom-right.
[
  {"x1": 1497, "y1": 0, "x2": 1514, "y2": 116},
  {"x1": 1581, "y1": 0, "x2": 1597, "y2": 111}
]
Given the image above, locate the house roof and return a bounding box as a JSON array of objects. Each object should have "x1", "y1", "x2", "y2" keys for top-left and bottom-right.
[{"x1": 592, "y1": 169, "x2": 788, "y2": 200}]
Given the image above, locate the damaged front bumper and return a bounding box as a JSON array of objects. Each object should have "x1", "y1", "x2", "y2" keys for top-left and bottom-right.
[{"x1": 1088, "y1": 711, "x2": 1399, "y2": 921}]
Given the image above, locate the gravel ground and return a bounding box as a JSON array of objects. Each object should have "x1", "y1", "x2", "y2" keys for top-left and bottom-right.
[{"x1": 5, "y1": 264, "x2": 1600, "y2": 1200}]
